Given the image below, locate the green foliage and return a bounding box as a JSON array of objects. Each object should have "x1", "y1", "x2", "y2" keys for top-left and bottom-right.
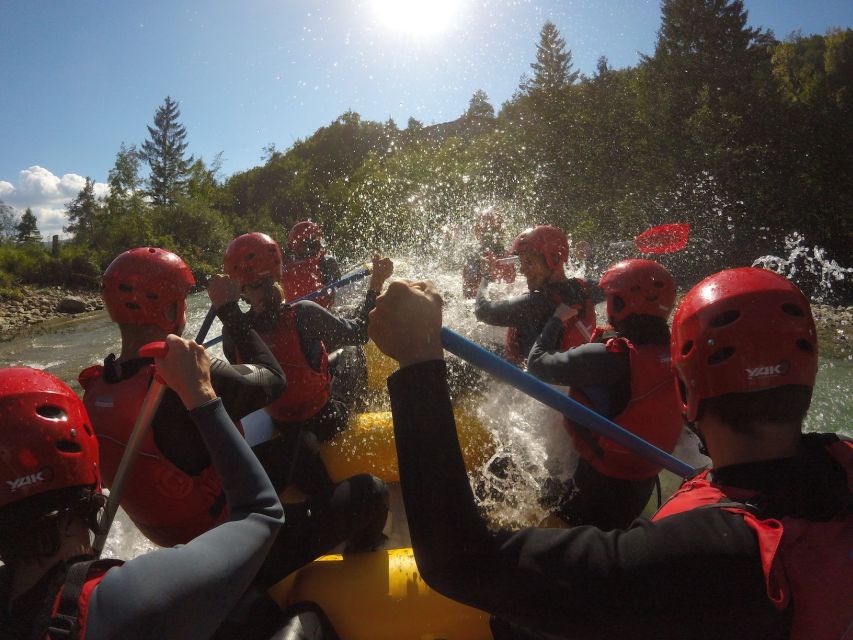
[
  {"x1": 142, "y1": 96, "x2": 194, "y2": 207},
  {"x1": 16, "y1": 13, "x2": 852, "y2": 294},
  {"x1": 0, "y1": 243, "x2": 102, "y2": 289},
  {"x1": 64, "y1": 178, "x2": 101, "y2": 244},
  {"x1": 15, "y1": 208, "x2": 42, "y2": 244}
]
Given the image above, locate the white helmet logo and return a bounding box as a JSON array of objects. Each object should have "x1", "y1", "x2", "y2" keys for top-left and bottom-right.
[{"x1": 746, "y1": 360, "x2": 790, "y2": 380}]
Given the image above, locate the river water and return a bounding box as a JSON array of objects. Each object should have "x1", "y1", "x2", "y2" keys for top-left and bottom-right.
[{"x1": 0, "y1": 260, "x2": 850, "y2": 558}]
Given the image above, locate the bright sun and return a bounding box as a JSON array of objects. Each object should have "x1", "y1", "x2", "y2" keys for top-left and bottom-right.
[{"x1": 370, "y1": 0, "x2": 462, "y2": 37}]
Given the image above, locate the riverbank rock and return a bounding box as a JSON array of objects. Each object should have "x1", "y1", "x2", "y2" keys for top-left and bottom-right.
[
  {"x1": 0, "y1": 286, "x2": 103, "y2": 341},
  {"x1": 57, "y1": 296, "x2": 88, "y2": 314}
]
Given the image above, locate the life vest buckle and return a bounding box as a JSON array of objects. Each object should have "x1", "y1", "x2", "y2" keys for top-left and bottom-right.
[{"x1": 47, "y1": 613, "x2": 80, "y2": 639}]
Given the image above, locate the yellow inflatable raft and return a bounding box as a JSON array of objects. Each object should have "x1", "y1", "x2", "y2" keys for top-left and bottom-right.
[
  {"x1": 320, "y1": 407, "x2": 493, "y2": 484},
  {"x1": 269, "y1": 548, "x2": 492, "y2": 640}
]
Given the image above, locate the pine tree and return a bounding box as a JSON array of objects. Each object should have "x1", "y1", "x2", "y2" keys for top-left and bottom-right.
[
  {"x1": 65, "y1": 178, "x2": 100, "y2": 244},
  {"x1": 15, "y1": 208, "x2": 42, "y2": 244},
  {"x1": 141, "y1": 96, "x2": 194, "y2": 207},
  {"x1": 523, "y1": 21, "x2": 579, "y2": 97},
  {"x1": 465, "y1": 90, "x2": 496, "y2": 119}
]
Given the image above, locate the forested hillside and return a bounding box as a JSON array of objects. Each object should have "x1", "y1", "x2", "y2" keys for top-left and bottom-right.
[{"x1": 2, "y1": 1, "x2": 850, "y2": 300}]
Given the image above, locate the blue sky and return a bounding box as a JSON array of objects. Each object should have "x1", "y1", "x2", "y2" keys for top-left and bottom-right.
[{"x1": 1, "y1": 0, "x2": 851, "y2": 237}]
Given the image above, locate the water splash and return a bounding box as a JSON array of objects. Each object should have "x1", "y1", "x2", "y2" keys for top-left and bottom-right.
[{"x1": 752, "y1": 232, "x2": 852, "y2": 303}]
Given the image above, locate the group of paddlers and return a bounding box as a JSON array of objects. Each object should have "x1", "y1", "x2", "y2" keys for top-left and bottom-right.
[{"x1": 1, "y1": 214, "x2": 850, "y2": 639}]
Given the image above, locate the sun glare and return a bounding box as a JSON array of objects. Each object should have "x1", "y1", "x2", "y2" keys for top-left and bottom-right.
[{"x1": 370, "y1": 0, "x2": 462, "y2": 37}]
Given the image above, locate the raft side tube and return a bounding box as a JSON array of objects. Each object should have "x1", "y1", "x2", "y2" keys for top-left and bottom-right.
[{"x1": 268, "y1": 548, "x2": 492, "y2": 640}]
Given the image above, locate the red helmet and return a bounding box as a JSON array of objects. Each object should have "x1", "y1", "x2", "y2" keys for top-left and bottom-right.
[
  {"x1": 287, "y1": 221, "x2": 323, "y2": 255},
  {"x1": 102, "y1": 247, "x2": 195, "y2": 334},
  {"x1": 599, "y1": 259, "x2": 676, "y2": 323},
  {"x1": 0, "y1": 368, "x2": 100, "y2": 510},
  {"x1": 671, "y1": 268, "x2": 818, "y2": 421},
  {"x1": 224, "y1": 232, "x2": 283, "y2": 287},
  {"x1": 510, "y1": 225, "x2": 568, "y2": 270}
]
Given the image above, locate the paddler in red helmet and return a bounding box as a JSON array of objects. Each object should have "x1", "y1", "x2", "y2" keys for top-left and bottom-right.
[
  {"x1": 474, "y1": 224, "x2": 597, "y2": 366},
  {"x1": 368, "y1": 268, "x2": 852, "y2": 640},
  {"x1": 281, "y1": 220, "x2": 342, "y2": 309},
  {"x1": 462, "y1": 206, "x2": 516, "y2": 299}
]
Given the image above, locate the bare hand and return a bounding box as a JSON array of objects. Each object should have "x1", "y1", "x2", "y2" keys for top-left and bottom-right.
[
  {"x1": 368, "y1": 280, "x2": 444, "y2": 368},
  {"x1": 368, "y1": 252, "x2": 394, "y2": 292},
  {"x1": 208, "y1": 274, "x2": 241, "y2": 309},
  {"x1": 154, "y1": 335, "x2": 217, "y2": 410}
]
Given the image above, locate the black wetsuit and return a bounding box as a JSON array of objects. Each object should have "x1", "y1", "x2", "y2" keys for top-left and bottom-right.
[
  {"x1": 387, "y1": 360, "x2": 852, "y2": 640},
  {"x1": 95, "y1": 302, "x2": 386, "y2": 629},
  {"x1": 526, "y1": 317, "x2": 667, "y2": 530},
  {"x1": 2, "y1": 399, "x2": 284, "y2": 640},
  {"x1": 221, "y1": 293, "x2": 389, "y2": 563},
  {"x1": 223, "y1": 292, "x2": 376, "y2": 449},
  {"x1": 474, "y1": 280, "x2": 600, "y2": 362}
]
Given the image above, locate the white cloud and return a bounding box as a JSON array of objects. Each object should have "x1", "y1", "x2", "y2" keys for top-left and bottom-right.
[{"x1": 0, "y1": 166, "x2": 110, "y2": 239}]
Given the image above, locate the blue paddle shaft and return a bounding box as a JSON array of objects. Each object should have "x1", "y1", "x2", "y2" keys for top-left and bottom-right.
[
  {"x1": 440, "y1": 328, "x2": 698, "y2": 479},
  {"x1": 203, "y1": 267, "x2": 372, "y2": 349}
]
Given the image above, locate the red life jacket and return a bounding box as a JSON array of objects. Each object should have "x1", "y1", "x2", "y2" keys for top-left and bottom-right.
[
  {"x1": 504, "y1": 280, "x2": 596, "y2": 366},
  {"x1": 43, "y1": 559, "x2": 122, "y2": 640},
  {"x1": 281, "y1": 253, "x2": 333, "y2": 309},
  {"x1": 564, "y1": 337, "x2": 683, "y2": 480},
  {"x1": 241, "y1": 305, "x2": 331, "y2": 422},
  {"x1": 80, "y1": 365, "x2": 227, "y2": 547},
  {"x1": 652, "y1": 439, "x2": 853, "y2": 640}
]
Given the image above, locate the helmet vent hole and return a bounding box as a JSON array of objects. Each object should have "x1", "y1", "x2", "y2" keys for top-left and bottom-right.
[
  {"x1": 677, "y1": 378, "x2": 688, "y2": 404},
  {"x1": 709, "y1": 310, "x2": 740, "y2": 328},
  {"x1": 782, "y1": 303, "x2": 805, "y2": 317},
  {"x1": 652, "y1": 281, "x2": 665, "y2": 289},
  {"x1": 125, "y1": 302, "x2": 141, "y2": 310},
  {"x1": 37, "y1": 405, "x2": 67, "y2": 421},
  {"x1": 796, "y1": 339, "x2": 814, "y2": 353},
  {"x1": 680, "y1": 340, "x2": 694, "y2": 356},
  {"x1": 56, "y1": 440, "x2": 82, "y2": 453},
  {"x1": 707, "y1": 347, "x2": 735, "y2": 365},
  {"x1": 246, "y1": 252, "x2": 256, "y2": 260},
  {"x1": 119, "y1": 284, "x2": 133, "y2": 292},
  {"x1": 146, "y1": 292, "x2": 158, "y2": 301}
]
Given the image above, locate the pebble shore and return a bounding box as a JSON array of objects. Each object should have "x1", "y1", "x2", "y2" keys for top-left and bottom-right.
[{"x1": 0, "y1": 286, "x2": 104, "y2": 342}]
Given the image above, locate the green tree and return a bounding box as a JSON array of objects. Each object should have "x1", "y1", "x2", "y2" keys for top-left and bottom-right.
[
  {"x1": 142, "y1": 96, "x2": 194, "y2": 207},
  {"x1": 64, "y1": 178, "x2": 101, "y2": 245},
  {"x1": 522, "y1": 21, "x2": 579, "y2": 96},
  {"x1": 465, "y1": 90, "x2": 496, "y2": 119},
  {"x1": 101, "y1": 143, "x2": 153, "y2": 253},
  {"x1": 15, "y1": 208, "x2": 42, "y2": 244}
]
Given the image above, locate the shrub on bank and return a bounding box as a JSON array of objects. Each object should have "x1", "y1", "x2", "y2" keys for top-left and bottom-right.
[{"x1": 0, "y1": 243, "x2": 102, "y2": 290}]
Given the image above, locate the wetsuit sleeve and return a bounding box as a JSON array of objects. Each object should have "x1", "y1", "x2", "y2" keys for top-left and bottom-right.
[
  {"x1": 86, "y1": 399, "x2": 284, "y2": 640},
  {"x1": 387, "y1": 361, "x2": 785, "y2": 638},
  {"x1": 293, "y1": 294, "x2": 377, "y2": 353},
  {"x1": 151, "y1": 304, "x2": 285, "y2": 475},
  {"x1": 215, "y1": 301, "x2": 286, "y2": 416},
  {"x1": 473, "y1": 291, "x2": 552, "y2": 329},
  {"x1": 526, "y1": 320, "x2": 630, "y2": 387}
]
